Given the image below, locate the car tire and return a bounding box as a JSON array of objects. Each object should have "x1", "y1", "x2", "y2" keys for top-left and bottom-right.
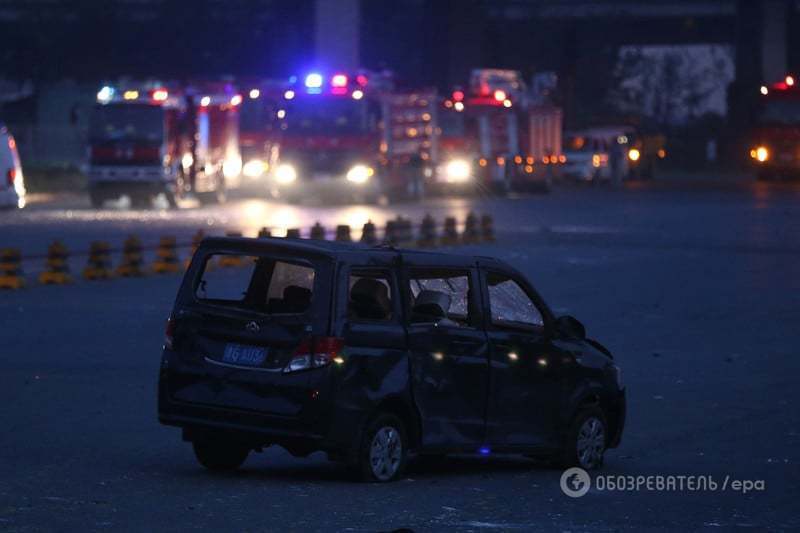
[
  {"x1": 561, "y1": 407, "x2": 608, "y2": 470},
  {"x1": 358, "y1": 413, "x2": 408, "y2": 482},
  {"x1": 192, "y1": 439, "x2": 249, "y2": 471},
  {"x1": 89, "y1": 190, "x2": 105, "y2": 209}
]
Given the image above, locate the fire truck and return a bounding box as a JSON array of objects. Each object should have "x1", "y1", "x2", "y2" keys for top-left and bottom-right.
[
  {"x1": 749, "y1": 74, "x2": 800, "y2": 180},
  {"x1": 429, "y1": 69, "x2": 561, "y2": 195},
  {"x1": 88, "y1": 81, "x2": 242, "y2": 208},
  {"x1": 268, "y1": 70, "x2": 437, "y2": 203},
  {"x1": 237, "y1": 80, "x2": 283, "y2": 183}
]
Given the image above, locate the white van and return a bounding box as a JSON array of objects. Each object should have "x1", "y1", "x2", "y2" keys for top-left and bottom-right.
[{"x1": 0, "y1": 124, "x2": 25, "y2": 209}]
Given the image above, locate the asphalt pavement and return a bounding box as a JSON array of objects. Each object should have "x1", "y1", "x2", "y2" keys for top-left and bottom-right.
[{"x1": 1, "y1": 177, "x2": 799, "y2": 531}]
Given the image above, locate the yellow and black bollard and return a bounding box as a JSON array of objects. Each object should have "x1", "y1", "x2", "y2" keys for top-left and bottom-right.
[
  {"x1": 383, "y1": 220, "x2": 398, "y2": 246},
  {"x1": 440, "y1": 217, "x2": 460, "y2": 246},
  {"x1": 257, "y1": 227, "x2": 271, "y2": 238},
  {"x1": 152, "y1": 237, "x2": 181, "y2": 274},
  {"x1": 310, "y1": 222, "x2": 326, "y2": 240},
  {"x1": 462, "y1": 212, "x2": 480, "y2": 244},
  {"x1": 360, "y1": 220, "x2": 377, "y2": 245},
  {"x1": 83, "y1": 241, "x2": 113, "y2": 280},
  {"x1": 116, "y1": 236, "x2": 146, "y2": 277},
  {"x1": 335, "y1": 224, "x2": 352, "y2": 242},
  {"x1": 185, "y1": 230, "x2": 206, "y2": 269},
  {"x1": 39, "y1": 241, "x2": 72, "y2": 284},
  {"x1": 0, "y1": 248, "x2": 25, "y2": 289},
  {"x1": 481, "y1": 214, "x2": 495, "y2": 242},
  {"x1": 417, "y1": 214, "x2": 437, "y2": 247}
]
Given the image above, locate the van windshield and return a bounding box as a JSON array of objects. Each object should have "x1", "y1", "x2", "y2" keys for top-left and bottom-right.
[
  {"x1": 90, "y1": 104, "x2": 164, "y2": 142},
  {"x1": 196, "y1": 254, "x2": 316, "y2": 314}
]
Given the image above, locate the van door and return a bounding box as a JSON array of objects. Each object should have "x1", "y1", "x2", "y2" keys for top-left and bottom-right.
[
  {"x1": 167, "y1": 247, "x2": 332, "y2": 417},
  {"x1": 404, "y1": 266, "x2": 489, "y2": 449},
  {"x1": 480, "y1": 267, "x2": 562, "y2": 448}
]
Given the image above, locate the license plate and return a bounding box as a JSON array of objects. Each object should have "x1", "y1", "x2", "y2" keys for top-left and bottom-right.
[
  {"x1": 312, "y1": 173, "x2": 334, "y2": 182},
  {"x1": 222, "y1": 343, "x2": 267, "y2": 367}
]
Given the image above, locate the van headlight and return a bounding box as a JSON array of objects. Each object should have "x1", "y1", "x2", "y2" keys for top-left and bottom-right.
[
  {"x1": 750, "y1": 146, "x2": 769, "y2": 162},
  {"x1": 346, "y1": 164, "x2": 374, "y2": 184},
  {"x1": 243, "y1": 159, "x2": 267, "y2": 178},
  {"x1": 275, "y1": 163, "x2": 297, "y2": 184},
  {"x1": 444, "y1": 159, "x2": 471, "y2": 182},
  {"x1": 628, "y1": 148, "x2": 640, "y2": 162}
]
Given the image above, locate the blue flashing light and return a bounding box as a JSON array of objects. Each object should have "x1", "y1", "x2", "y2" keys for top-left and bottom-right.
[
  {"x1": 305, "y1": 73, "x2": 323, "y2": 89},
  {"x1": 478, "y1": 446, "x2": 491, "y2": 456}
]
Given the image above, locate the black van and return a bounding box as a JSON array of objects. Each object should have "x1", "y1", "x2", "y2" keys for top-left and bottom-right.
[{"x1": 158, "y1": 237, "x2": 625, "y2": 482}]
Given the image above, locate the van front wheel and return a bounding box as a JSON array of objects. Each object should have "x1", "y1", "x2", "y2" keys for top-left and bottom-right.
[{"x1": 192, "y1": 439, "x2": 249, "y2": 471}]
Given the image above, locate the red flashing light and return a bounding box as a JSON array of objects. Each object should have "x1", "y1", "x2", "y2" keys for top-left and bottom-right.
[
  {"x1": 151, "y1": 89, "x2": 168, "y2": 102},
  {"x1": 331, "y1": 74, "x2": 348, "y2": 88},
  {"x1": 7, "y1": 168, "x2": 15, "y2": 186},
  {"x1": 494, "y1": 89, "x2": 507, "y2": 102},
  {"x1": 774, "y1": 81, "x2": 789, "y2": 90},
  {"x1": 452, "y1": 90, "x2": 465, "y2": 102},
  {"x1": 356, "y1": 74, "x2": 368, "y2": 86}
]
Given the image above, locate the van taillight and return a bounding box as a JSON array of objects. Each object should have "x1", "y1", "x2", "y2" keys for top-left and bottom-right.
[
  {"x1": 164, "y1": 317, "x2": 175, "y2": 349},
  {"x1": 6, "y1": 168, "x2": 15, "y2": 186},
  {"x1": 284, "y1": 336, "x2": 345, "y2": 373}
]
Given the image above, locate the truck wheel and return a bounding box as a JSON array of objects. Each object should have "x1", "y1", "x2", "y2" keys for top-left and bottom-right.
[
  {"x1": 358, "y1": 413, "x2": 408, "y2": 482},
  {"x1": 89, "y1": 190, "x2": 105, "y2": 209},
  {"x1": 192, "y1": 439, "x2": 249, "y2": 471},
  {"x1": 561, "y1": 407, "x2": 608, "y2": 470}
]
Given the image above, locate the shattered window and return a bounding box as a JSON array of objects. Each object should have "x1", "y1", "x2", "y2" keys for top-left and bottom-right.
[{"x1": 487, "y1": 272, "x2": 543, "y2": 328}]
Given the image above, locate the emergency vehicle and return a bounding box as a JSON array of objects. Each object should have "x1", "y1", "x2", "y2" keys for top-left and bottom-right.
[
  {"x1": 269, "y1": 70, "x2": 437, "y2": 203},
  {"x1": 749, "y1": 74, "x2": 800, "y2": 180},
  {"x1": 430, "y1": 69, "x2": 560, "y2": 195},
  {"x1": 237, "y1": 80, "x2": 283, "y2": 183},
  {"x1": 88, "y1": 81, "x2": 241, "y2": 208}
]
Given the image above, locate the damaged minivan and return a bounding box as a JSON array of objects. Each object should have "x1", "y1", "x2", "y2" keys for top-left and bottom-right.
[{"x1": 158, "y1": 237, "x2": 625, "y2": 482}]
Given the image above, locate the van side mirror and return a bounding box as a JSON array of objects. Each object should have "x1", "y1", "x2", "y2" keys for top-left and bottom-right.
[{"x1": 556, "y1": 315, "x2": 586, "y2": 339}]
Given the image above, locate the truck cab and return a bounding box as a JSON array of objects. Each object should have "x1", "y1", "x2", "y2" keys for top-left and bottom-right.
[{"x1": 750, "y1": 75, "x2": 800, "y2": 180}]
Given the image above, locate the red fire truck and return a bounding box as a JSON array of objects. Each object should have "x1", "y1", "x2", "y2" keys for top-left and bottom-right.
[
  {"x1": 88, "y1": 82, "x2": 241, "y2": 208},
  {"x1": 268, "y1": 70, "x2": 437, "y2": 203},
  {"x1": 236, "y1": 80, "x2": 284, "y2": 184},
  {"x1": 749, "y1": 74, "x2": 800, "y2": 180},
  {"x1": 429, "y1": 69, "x2": 561, "y2": 195}
]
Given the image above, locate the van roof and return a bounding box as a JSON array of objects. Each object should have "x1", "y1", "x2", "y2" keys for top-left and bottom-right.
[{"x1": 199, "y1": 236, "x2": 506, "y2": 267}]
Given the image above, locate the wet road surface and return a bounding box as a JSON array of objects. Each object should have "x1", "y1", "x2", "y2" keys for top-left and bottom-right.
[{"x1": 1, "y1": 177, "x2": 799, "y2": 531}]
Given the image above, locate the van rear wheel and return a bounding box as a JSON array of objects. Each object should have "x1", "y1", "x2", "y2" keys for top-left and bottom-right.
[
  {"x1": 358, "y1": 414, "x2": 408, "y2": 482},
  {"x1": 562, "y1": 407, "x2": 608, "y2": 470},
  {"x1": 192, "y1": 439, "x2": 249, "y2": 471}
]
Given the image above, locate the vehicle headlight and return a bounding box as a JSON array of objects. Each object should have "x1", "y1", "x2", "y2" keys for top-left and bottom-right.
[
  {"x1": 444, "y1": 159, "x2": 471, "y2": 182},
  {"x1": 751, "y1": 146, "x2": 769, "y2": 162},
  {"x1": 275, "y1": 163, "x2": 297, "y2": 184},
  {"x1": 222, "y1": 157, "x2": 242, "y2": 179},
  {"x1": 628, "y1": 148, "x2": 640, "y2": 162},
  {"x1": 243, "y1": 159, "x2": 267, "y2": 178},
  {"x1": 346, "y1": 164, "x2": 374, "y2": 184}
]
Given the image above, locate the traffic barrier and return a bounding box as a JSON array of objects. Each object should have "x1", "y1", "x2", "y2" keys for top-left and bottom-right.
[
  {"x1": 185, "y1": 230, "x2": 206, "y2": 269},
  {"x1": 441, "y1": 217, "x2": 459, "y2": 246},
  {"x1": 310, "y1": 222, "x2": 326, "y2": 240},
  {"x1": 396, "y1": 217, "x2": 414, "y2": 244},
  {"x1": 217, "y1": 232, "x2": 243, "y2": 268},
  {"x1": 0, "y1": 248, "x2": 25, "y2": 289},
  {"x1": 116, "y1": 236, "x2": 145, "y2": 277},
  {"x1": 417, "y1": 214, "x2": 437, "y2": 247},
  {"x1": 335, "y1": 224, "x2": 352, "y2": 242},
  {"x1": 383, "y1": 220, "x2": 399, "y2": 246},
  {"x1": 481, "y1": 214, "x2": 495, "y2": 242},
  {"x1": 257, "y1": 227, "x2": 271, "y2": 238},
  {"x1": 39, "y1": 241, "x2": 72, "y2": 285},
  {"x1": 285, "y1": 228, "x2": 301, "y2": 239},
  {"x1": 152, "y1": 237, "x2": 181, "y2": 273},
  {"x1": 83, "y1": 241, "x2": 113, "y2": 280},
  {"x1": 361, "y1": 221, "x2": 378, "y2": 245},
  {"x1": 462, "y1": 212, "x2": 480, "y2": 244}
]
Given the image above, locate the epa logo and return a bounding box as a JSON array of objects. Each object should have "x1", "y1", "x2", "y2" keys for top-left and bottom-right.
[{"x1": 560, "y1": 467, "x2": 591, "y2": 497}]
